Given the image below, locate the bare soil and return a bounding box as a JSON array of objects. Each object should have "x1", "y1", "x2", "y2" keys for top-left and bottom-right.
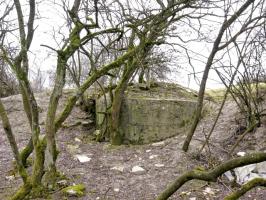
[{"x1": 0, "y1": 91, "x2": 265, "y2": 200}]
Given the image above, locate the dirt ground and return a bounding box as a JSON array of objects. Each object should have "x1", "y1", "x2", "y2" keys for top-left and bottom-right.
[{"x1": 0, "y1": 91, "x2": 265, "y2": 200}]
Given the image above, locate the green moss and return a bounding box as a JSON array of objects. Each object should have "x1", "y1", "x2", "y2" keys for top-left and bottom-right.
[
  {"x1": 29, "y1": 185, "x2": 49, "y2": 199},
  {"x1": 180, "y1": 118, "x2": 191, "y2": 128},
  {"x1": 62, "y1": 184, "x2": 86, "y2": 197},
  {"x1": 11, "y1": 182, "x2": 32, "y2": 200}
]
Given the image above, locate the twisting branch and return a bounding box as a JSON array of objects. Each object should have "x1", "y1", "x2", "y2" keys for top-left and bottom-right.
[
  {"x1": 26, "y1": 0, "x2": 35, "y2": 49},
  {"x1": 156, "y1": 152, "x2": 266, "y2": 200},
  {"x1": 224, "y1": 178, "x2": 266, "y2": 200},
  {"x1": 0, "y1": 99, "x2": 29, "y2": 184}
]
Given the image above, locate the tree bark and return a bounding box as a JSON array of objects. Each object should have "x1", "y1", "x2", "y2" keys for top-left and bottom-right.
[
  {"x1": 110, "y1": 63, "x2": 137, "y2": 145},
  {"x1": 156, "y1": 152, "x2": 266, "y2": 200},
  {"x1": 224, "y1": 178, "x2": 266, "y2": 200},
  {"x1": 0, "y1": 99, "x2": 28, "y2": 183}
]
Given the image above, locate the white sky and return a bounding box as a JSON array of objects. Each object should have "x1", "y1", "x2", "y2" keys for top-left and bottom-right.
[{"x1": 3, "y1": 0, "x2": 265, "y2": 91}]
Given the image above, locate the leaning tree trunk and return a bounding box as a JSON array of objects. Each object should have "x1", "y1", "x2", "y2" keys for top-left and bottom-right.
[
  {"x1": 182, "y1": 0, "x2": 255, "y2": 152},
  {"x1": 110, "y1": 63, "x2": 137, "y2": 145}
]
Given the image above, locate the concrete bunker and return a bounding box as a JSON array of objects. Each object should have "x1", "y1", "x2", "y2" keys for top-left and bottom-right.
[{"x1": 96, "y1": 82, "x2": 198, "y2": 144}]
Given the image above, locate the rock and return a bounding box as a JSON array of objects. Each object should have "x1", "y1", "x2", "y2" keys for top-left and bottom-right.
[
  {"x1": 154, "y1": 163, "x2": 164, "y2": 168},
  {"x1": 57, "y1": 179, "x2": 68, "y2": 187},
  {"x1": 151, "y1": 141, "x2": 165, "y2": 147},
  {"x1": 75, "y1": 154, "x2": 91, "y2": 163},
  {"x1": 189, "y1": 197, "x2": 196, "y2": 200},
  {"x1": 111, "y1": 165, "x2": 125, "y2": 172},
  {"x1": 146, "y1": 149, "x2": 151, "y2": 153},
  {"x1": 256, "y1": 161, "x2": 266, "y2": 174},
  {"x1": 149, "y1": 155, "x2": 158, "y2": 159},
  {"x1": 236, "y1": 152, "x2": 246, "y2": 157},
  {"x1": 224, "y1": 171, "x2": 234, "y2": 181},
  {"x1": 180, "y1": 191, "x2": 191, "y2": 196},
  {"x1": 234, "y1": 164, "x2": 256, "y2": 184},
  {"x1": 228, "y1": 161, "x2": 266, "y2": 185},
  {"x1": 74, "y1": 137, "x2": 81, "y2": 142},
  {"x1": 5, "y1": 175, "x2": 15, "y2": 181},
  {"x1": 81, "y1": 120, "x2": 93, "y2": 127},
  {"x1": 114, "y1": 188, "x2": 120, "y2": 192},
  {"x1": 132, "y1": 166, "x2": 145, "y2": 173},
  {"x1": 62, "y1": 184, "x2": 86, "y2": 197},
  {"x1": 247, "y1": 173, "x2": 261, "y2": 180},
  {"x1": 203, "y1": 187, "x2": 215, "y2": 195}
]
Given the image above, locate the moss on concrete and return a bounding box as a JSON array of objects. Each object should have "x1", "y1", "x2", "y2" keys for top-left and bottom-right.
[{"x1": 96, "y1": 82, "x2": 198, "y2": 144}]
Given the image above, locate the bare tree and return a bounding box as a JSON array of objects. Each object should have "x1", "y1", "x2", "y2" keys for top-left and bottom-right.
[{"x1": 182, "y1": 0, "x2": 266, "y2": 151}]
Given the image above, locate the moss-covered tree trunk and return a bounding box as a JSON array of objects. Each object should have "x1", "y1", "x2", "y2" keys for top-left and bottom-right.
[
  {"x1": 110, "y1": 64, "x2": 137, "y2": 145},
  {"x1": 44, "y1": 56, "x2": 67, "y2": 183}
]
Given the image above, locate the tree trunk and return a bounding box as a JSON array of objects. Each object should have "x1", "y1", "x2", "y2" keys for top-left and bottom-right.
[
  {"x1": 182, "y1": 0, "x2": 255, "y2": 152},
  {"x1": 44, "y1": 56, "x2": 66, "y2": 184},
  {"x1": 110, "y1": 63, "x2": 137, "y2": 145}
]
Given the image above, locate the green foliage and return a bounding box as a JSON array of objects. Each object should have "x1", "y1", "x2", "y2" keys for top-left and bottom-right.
[{"x1": 62, "y1": 184, "x2": 86, "y2": 197}]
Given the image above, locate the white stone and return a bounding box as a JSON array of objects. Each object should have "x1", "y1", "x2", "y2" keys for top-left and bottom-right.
[
  {"x1": 66, "y1": 189, "x2": 77, "y2": 195},
  {"x1": 246, "y1": 173, "x2": 261, "y2": 182},
  {"x1": 114, "y1": 188, "x2": 120, "y2": 192},
  {"x1": 75, "y1": 154, "x2": 91, "y2": 163},
  {"x1": 155, "y1": 163, "x2": 164, "y2": 168},
  {"x1": 74, "y1": 137, "x2": 81, "y2": 142},
  {"x1": 203, "y1": 187, "x2": 215, "y2": 195},
  {"x1": 256, "y1": 161, "x2": 266, "y2": 174},
  {"x1": 5, "y1": 175, "x2": 15, "y2": 181},
  {"x1": 189, "y1": 197, "x2": 196, "y2": 200},
  {"x1": 149, "y1": 155, "x2": 158, "y2": 159},
  {"x1": 151, "y1": 141, "x2": 165, "y2": 147},
  {"x1": 111, "y1": 166, "x2": 124, "y2": 172},
  {"x1": 236, "y1": 152, "x2": 246, "y2": 157},
  {"x1": 57, "y1": 179, "x2": 68, "y2": 186},
  {"x1": 180, "y1": 191, "x2": 191, "y2": 196},
  {"x1": 132, "y1": 166, "x2": 145, "y2": 173},
  {"x1": 234, "y1": 164, "x2": 256, "y2": 184},
  {"x1": 224, "y1": 171, "x2": 234, "y2": 181},
  {"x1": 146, "y1": 149, "x2": 151, "y2": 153}
]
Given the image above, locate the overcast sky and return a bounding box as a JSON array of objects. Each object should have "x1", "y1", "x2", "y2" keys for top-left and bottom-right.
[{"x1": 3, "y1": 0, "x2": 265, "y2": 90}]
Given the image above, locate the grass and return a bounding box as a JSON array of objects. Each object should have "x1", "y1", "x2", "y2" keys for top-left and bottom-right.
[
  {"x1": 205, "y1": 88, "x2": 227, "y2": 102},
  {"x1": 205, "y1": 82, "x2": 266, "y2": 102}
]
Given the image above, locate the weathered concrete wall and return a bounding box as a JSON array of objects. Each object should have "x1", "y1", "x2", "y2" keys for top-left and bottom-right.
[{"x1": 96, "y1": 96, "x2": 197, "y2": 144}]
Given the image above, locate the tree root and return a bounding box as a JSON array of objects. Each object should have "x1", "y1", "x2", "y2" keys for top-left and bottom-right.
[
  {"x1": 156, "y1": 152, "x2": 266, "y2": 200},
  {"x1": 11, "y1": 182, "x2": 32, "y2": 200}
]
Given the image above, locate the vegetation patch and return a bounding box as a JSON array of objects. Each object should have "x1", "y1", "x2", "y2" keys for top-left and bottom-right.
[{"x1": 62, "y1": 184, "x2": 86, "y2": 197}]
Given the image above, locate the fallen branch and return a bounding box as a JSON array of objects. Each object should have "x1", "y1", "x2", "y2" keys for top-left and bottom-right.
[
  {"x1": 156, "y1": 152, "x2": 266, "y2": 200},
  {"x1": 224, "y1": 178, "x2": 266, "y2": 200}
]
